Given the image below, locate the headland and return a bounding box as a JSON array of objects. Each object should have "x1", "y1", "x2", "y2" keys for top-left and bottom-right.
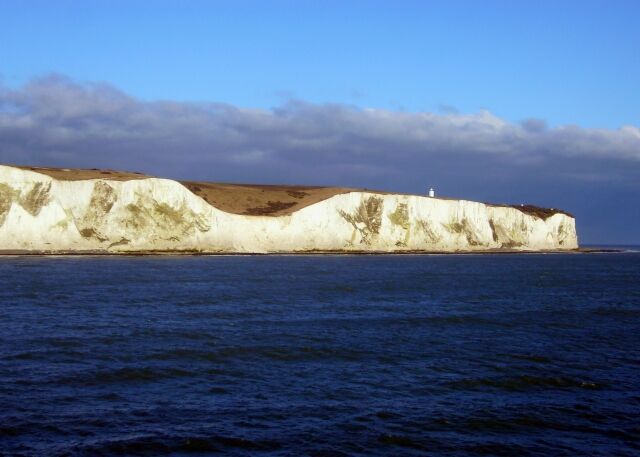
[{"x1": 0, "y1": 165, "x2": 579, "y2": 254}]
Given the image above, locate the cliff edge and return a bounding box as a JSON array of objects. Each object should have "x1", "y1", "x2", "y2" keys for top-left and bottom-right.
[{"x1": 0, "y1": 165, "x2": 578, "y2": 253}]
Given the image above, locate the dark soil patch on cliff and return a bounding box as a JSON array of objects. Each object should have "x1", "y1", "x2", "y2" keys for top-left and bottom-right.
[
  {"x1": 508, "y1": 204, "x2": 573, "y2": 220},
  {"x1": 10, "y1": 165, "x2": 573, "y2": 219},
  {"x1": 16, "y1": 166, "x2": 149, "y2": 181},
  {"x1": 181, "y1": 181, "x2": 356, "y2": 217}
]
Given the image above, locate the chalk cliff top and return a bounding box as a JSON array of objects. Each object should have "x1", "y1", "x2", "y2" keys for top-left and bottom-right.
[{"x1": 13, "y1": 165, "x2": 570, "y2": 219}]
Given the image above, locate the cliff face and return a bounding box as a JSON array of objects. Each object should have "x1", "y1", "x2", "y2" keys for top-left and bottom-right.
[{"x1": 0, "y1": 165, "x2": 578, "y2": 253}]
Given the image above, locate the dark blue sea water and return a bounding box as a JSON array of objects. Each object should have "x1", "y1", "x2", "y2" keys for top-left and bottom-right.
[{"x1": 1, "y1": 252, "x2": 639, "y2": 456}]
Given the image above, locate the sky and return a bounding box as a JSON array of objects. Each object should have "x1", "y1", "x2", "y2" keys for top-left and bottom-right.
[{"x1": 0, "y1": 0, "x2": 639, "y2": 244}]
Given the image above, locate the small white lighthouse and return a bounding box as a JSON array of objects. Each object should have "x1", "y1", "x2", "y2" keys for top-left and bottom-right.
[{"x1": 428, "y1": 187, "x2": 435, "y2": 198}]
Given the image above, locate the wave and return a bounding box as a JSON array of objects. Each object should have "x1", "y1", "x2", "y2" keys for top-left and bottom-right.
[
  {"x1": 449, "y1": 375, "x2": 604, "y2": 392},
  {"x1": 145, "y1": 345, "x2": 370, "y2": 363},
  {"x1": 73, "y1": 433, "x2": 281, "y2": 455},
  {"x1": 592, "y1": 306, "x2": 640, "y2": 317},
  {"x1": 54, "y1": 366, "x2": 194, "y2": 387},
  {"x1": 377, "y1": 433, "x2": 428, "y2": 450}
]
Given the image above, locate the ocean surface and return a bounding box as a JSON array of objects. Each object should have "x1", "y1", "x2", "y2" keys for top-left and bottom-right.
[{"x1": 1, "y1": 251, "x2": 639, "y2": 456}]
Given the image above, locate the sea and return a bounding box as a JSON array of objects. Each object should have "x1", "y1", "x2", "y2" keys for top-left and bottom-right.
[{"x1": 1, "y1": 250, "x2": 639, "y2": 456}]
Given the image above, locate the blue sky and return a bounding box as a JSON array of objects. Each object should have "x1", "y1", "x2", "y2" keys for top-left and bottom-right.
[
  {"x1": 1, "y1": 0, "x2": 639, "y2": 128},
  {"x1": 1, "y1": 1, "x2": 639, "y2": 243}
]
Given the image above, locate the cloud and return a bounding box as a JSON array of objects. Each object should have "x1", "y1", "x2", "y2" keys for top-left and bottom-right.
[{"x1": 1, "y1": 75, "x2": 639, "y2": 242}]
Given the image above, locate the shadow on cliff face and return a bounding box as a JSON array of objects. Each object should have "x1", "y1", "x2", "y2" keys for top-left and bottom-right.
[
  {"x1": 121, "y1": 194, "x2": 211, "y2": 243},
  {"x1": 0, "y1": 181, "x2": 52, "y2": 225},
  {"x1": 388, "y1": 203, "x2": 410, "y2": 247},
  {"x1": 76, "y1": 181, "x2": 117, "y2": 242},
  {"x1": 339, "y1": 196, "x2": 384, "y2": 245},
  {"x1": 0, "y1": 183, "x2": 13, "y2": 226},
  {"x1": 441, "y1": 218, "x2": 483, "y2": 247}
]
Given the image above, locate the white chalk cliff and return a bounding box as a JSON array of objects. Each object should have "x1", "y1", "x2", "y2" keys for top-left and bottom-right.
[{"x1": 0, "y1": 165, "x2": 578, "y2": 253}]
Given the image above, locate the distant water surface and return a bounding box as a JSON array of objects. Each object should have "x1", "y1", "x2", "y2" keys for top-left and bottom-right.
[{"x1": 1, "y1": 252, "x2": 639, "y2": 456}]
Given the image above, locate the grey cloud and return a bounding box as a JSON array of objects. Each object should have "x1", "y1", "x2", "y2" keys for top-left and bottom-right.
[
  {"x1": 0, "y1": 75, "x2": 639, "y2": 243},
  {"x1": 521, "y1": 118, "x2": 547, "y2": 133}
]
